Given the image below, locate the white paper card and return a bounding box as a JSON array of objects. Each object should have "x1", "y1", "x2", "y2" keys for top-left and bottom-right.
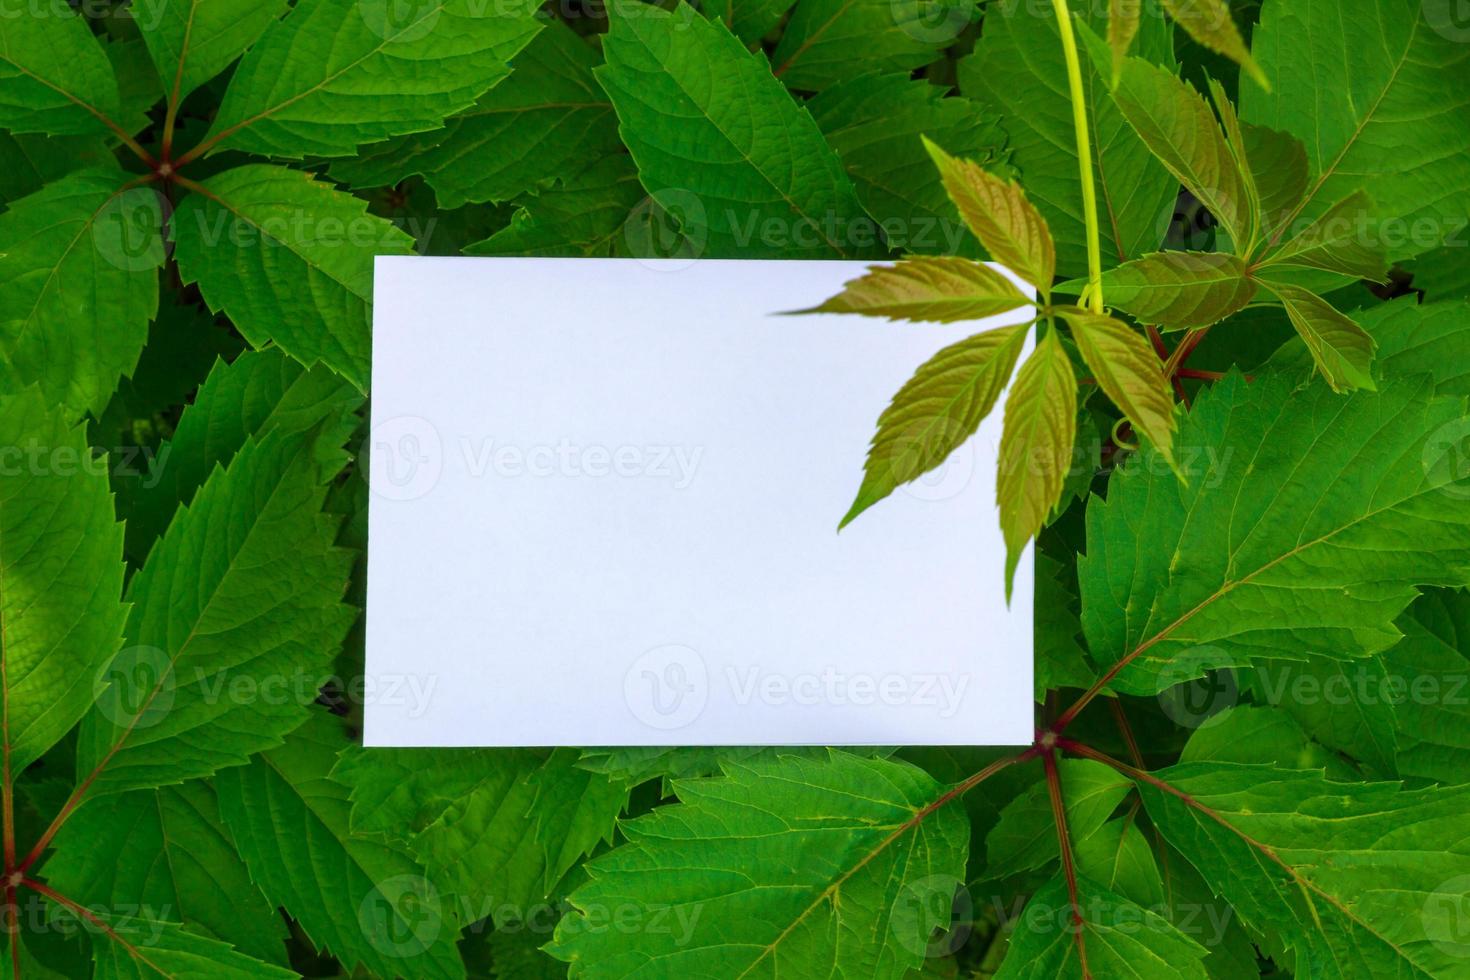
[{"x1": 365, "y1": 257, "x2": 1034, "y2": 747}]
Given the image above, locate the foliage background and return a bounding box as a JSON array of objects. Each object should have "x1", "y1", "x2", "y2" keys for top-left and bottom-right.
[{"x1": 0, "y1": 0, "x2": 1468, "y2": 976}]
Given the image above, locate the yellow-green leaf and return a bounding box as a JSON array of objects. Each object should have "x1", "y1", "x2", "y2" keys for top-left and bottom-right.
[
  {"x1": 1058, "y1": 308, "x2": 1178, "y2": 472},
  {"x1": 1108, "y1": 0, "x2": 1143, "y2": 82},
  {"x1": 1261, "y1": 279, "x2": 1377, "y2": 392},
  {"x1": 1161, "y1": 0, "x2": 1267, "y2": 88},
  {"x1": 842, "y1": 321, "x2": 1031, "y2": 528},
  {"x1": 1265, "y1": 191, "x2": 1390, "y2": 282},
  {"x1": 798, "y1": 257, "x2": 1032, "y2": 323},
  {"x1": 998, "y1": 328, "x2": 1076, "y2": 596},
  {"x1": 1112, "y1": 58, "x2": 1254, "y2": 250},
  {"x1": 1101, "y1": 251, "x2": 1255, "y2": 329},
  {"x1": 924, "y1": 136, "x2": 1055, "y2": 295}
]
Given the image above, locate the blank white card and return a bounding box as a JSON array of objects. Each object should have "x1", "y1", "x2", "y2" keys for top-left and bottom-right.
[{"x1": 365, "y1": 257, "x2": 1034, "y2": 747}]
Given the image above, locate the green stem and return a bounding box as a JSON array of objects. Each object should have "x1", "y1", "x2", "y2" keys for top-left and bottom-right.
[{"x1": 1051, "y1": 0, "x2": 1104, "y2": 315}]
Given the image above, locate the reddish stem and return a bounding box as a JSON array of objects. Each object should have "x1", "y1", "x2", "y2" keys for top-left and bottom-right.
[{"x1": 1043, "y1": 750, "x2": 1091, "y2": 977}]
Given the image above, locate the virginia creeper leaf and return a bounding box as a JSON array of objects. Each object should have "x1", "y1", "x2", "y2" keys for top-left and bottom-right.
[
  {"x1": 123, "y1": 348, "x2": 362, "y2": 561},
  {"x1": 548, "y1": 750, "x2": 969, "y2": 979},
  {"x1": 0, "y1": 388, "x2": 127, "y2": 776},
  {"x1": 983, "y1": 759, "x2": 1131, "y2": 881},
  {"x1": 925, "y1": 138, "x2": 1055, "y2": 295},
  {"x1": 1384, "y1": 589, "x2": 1470, "y2": 785},
  {"x1": 992, "y1": 875, "x2": 1208, "y2": 980},
  {"x1": 47, "y1": 783, "x2": 289, "y2": 965},
  {"x1": 1137, "y1": 762, "x2": 1470, "y2": 977},
  {"x1": 1265, "y1": 191, "x2": 1391, "y2": 283},
  {"x1": 1079, "y1": 372, "x2": 1470, "y2": 695},
  {"x1": 1244, "y1": 0, "x2": 1470, "y2": 260},
  {"x1": 801, "y1": 257, "x2": 1031, "y2": 323},
  {"x1": 1259, "y1": 278, "x2": 1377, "y2": 393},
  {"x1": 173, "y1": 164, "x2": 416, "y2": 389},
  {"x1": 138, "y1": 0, "x2": 290, "y2": 110},
  {"x1": 215, "y1": 712, "x2": 465, "y2": 980},
  {"x1": 0, "y1": 168, "x2": 164, "y2": 417},
  {"x1": 331, "y1": 19, "x2": 620, "y2": 208},
  {"x1": 201, "y1": 0, "x2": 542, "y2": 158},
  {"x1": 595, "y1": 0, "x2": 871, "y2": 259},
  {"x1": 464, "y1": 156, "x2": 645, "y2": 258},
  {"x1": 998, "y1": 328, "x2": 1077, "y2": 594},
  {"x1": 77, "y1": 427, "x2": 356, "y2": 796},
  {"x1": 0, "y1": 0, "x2": 121, "y2": 136},
  {"x1": 79, "y1": 912, "x2": 294, "y2": 980},
  {"x1": 1111, "y1": 58, "x2": 1253, "y2": 251},
  {"x1": 1058, "y1": 307, "x2": 1178, "y2": 471},
  {"x1": 1100, "y1": 251, "x2": 1254, "y2": 329},
  {"x1": 769, "y1": 0, "x2": 972, "y2": 92},
  {"x1": 1240, "y1": 121, "x2": 1309, "y2": 241},
  {"x1": 841, "y1": 319, "x2": 1030, "y2": 529},
  {"x1": 1108, "y1": 0, "x2": 1142, "y2": 82}
]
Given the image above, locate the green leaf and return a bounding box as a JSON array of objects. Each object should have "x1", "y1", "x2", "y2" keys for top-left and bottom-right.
[
  {"x1": 47, "y1": 783, "x2": 289, "y2": 965},
  {"x1": 411, "y1": 749, "x2": 629, "y2": 926},
  {"x1": 1240, "y1": 121, "x2": 1309, "y2": 241},
  {"x1": 807, "y1": 72, "x2": 1008, "y2": 256},
  {"x1": 139, "y1": 0, "x2": 289, "y2": 110},
  {"x1": 1137, "y1": 762, "x2": 1470, "y2": 976},
  {"x1": 1409, "y1": 246, "x2": 1470, "y2": 304},
  {"x1": 0, "y1": 0, "x2": 121, "y2": 136},
  {"x1": 0, "y1": 388, "x2": 127, "y2": 776},
  {"x1": 1250, "y1": 655, "x2": 1398, "y2": 777},
  {"x1": 962, "y1": 4, "x2": 1176, "y2": 277},
  {"x1": 841, "y1": 320, "x2": 1030, "y2": 529},
  {"x1": 1265, "y1": 191, "x2": 1390, "y2": 282},
  {"x1": 215, "y1": 712, "x2": 466, "y2": 979},
  {"x1": 595, "y1": 0, "x2": 871, "y2": 259},
  {"x1": 79, "y1": 912, "x2": 295, "y2": 980},
  {"x1": 123, "y1": 348, "x2": 362, "y2": 561},
  {"x1": 924, "y1": 138, "x2": 1055, "y2": 295},
  {"x1": 548, "y1": 750, "x2": 969, "y2": 979},
  {"x1": 173, "y1": 164, "x2": 416, "y2": 389},
  {"x1": 331, "y1": 18, "x2": 620, "y2": 208},
  {"x1": 800, "y1": 257, "x2": 1032, "y2": 323},
  {"x1": 0, "y1": 168, "x2": 163, "y2": 417},
  {"x1": 334, "y1": 746, "x2": 497, "y2": 840},
  {"x1": 992, "y1": 875, "x2": 1208, "y2": 980},
  {"x1": 769, "y1": 0, "x2": 972, "y2": 92},
  {"x1": 0, "y1": 131, "x2": 110, "y2": 207},
  {"x1": 77, "y1": 426, "x2": 356, "y2": 797},
  {"x1": 1385, "y1": 589, "x2": 1470, "y2": 785},
  {"x1": 1108, "y1": 0, "x2": 1142, "y2": 82},
  {"x1": 1035, "y1": 552, "x2": 1095, "y2": 699},
  {"x1": 1351, "y1": 299, "x2": 1470, "y2": 396},
  {"x1": 1159, "y1": 0, "x2": 1266, "y2": 89},
  {"x1": 1111, "y1": 58, "x2": 1253, "y2": 251},
  {"x1": 1100, "y1": 251, "x2": 1254, "y2": 329},
  {"x1": 1072, "y1": 817, "x2": 1163, "y2": 908},
  {"x1": 1057, "y1": 308, "x2": 1177, "y2": 471},
  {"x1": 201, "y1": 0, "x2": 542, "y2": 158},
  {"x1": 1078, "y1": 372, "x2": 1470, "y2": 695},
  {"x1": 983, "y1": 759, "x2": 1131, "y2": 880},
  {"x1": 1243, "y1": 0, "x2": 1470, "y2": 260},
  {"x1": 999, "y1": 328, "x2": 1077, "y2": 594},
  {"x1": 1178, "y1": 703, "x2": 1347, "y2": 774},
  {"x1": 1259, "y1": 278, "x2": 1377, "y2": 392},
  {"x1": 464, "y1": 155, "x2": 645, "y2": 258}
]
